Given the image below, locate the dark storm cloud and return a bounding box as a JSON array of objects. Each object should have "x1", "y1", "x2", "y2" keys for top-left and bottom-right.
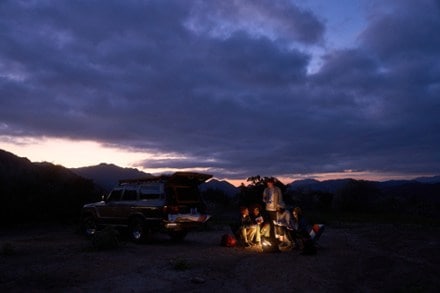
[
  {"x1": 0, "y1": 0, "x2": 439, "y2": 179},
  {"x1": 304, "y1": 0, "x2": 440, "y2": 175},
  {"x1": 361, "y1": 0, "x2": 440, "y2": 60}
]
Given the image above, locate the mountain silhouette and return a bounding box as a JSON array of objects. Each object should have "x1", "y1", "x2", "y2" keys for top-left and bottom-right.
[
  {"x1": 71, "y1": 163, "x2": 152, "y2": 192},
  {"x1": 0, "y1": 149, "x2": 101, "y2": 224},
  {"x1": 2, "y1": 147, "x2": 439, "y2": 223},
  {"x1": 200, "y1": 178, "x2": 239, "y2": 197}
]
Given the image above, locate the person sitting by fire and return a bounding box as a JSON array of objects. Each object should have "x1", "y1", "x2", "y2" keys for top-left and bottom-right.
[
  {"x1": 237, "y1": 206, "x2": 257, "y2": 247},
  {"x1": 287, "y1": 207, "x2": 312, "y2": 250},
  {"x1": 250, "y1": 205, "x2": 270, "y2": 246},
  {"x1": 273, "y1": 202, "x2": 293, "y2": 248}
]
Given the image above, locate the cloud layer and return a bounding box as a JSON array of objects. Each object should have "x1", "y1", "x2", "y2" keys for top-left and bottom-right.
[{"x1": 1, "y1": 0, "x2": 439, "y2": 179}]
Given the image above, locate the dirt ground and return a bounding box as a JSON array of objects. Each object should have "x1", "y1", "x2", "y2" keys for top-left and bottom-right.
[{"x1": 1, "y1": 221, "x2": 439, "y2": 293}]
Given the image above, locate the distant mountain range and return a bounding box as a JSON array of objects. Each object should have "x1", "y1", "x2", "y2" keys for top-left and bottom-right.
[
  {"x1": 200, "y1": 179, "x2": 239, "y2": 197},
  {"x1": 413, "y1": 175, "x2": 440, "y2": 184},
  {"x1": 1, "y1": 147, "x2": 439, "y2": 200},
  {"x1": 2, "y1": 147, "x2": 438, "y2": 224},
  {"x1": 71, "y1": 163, "x2": 152, "y2": 192},
  {"x1": 288, "y1": 176, "x2": 440, "y2": 193},
  {"x1": 288, "y1": 178, "x2": 353, "y2": 193},
  {"x1": 72, "y1": 164, "x2": 240, "y2": 196},
  {"x1": 72, "y1": 163, "x2": 438, "y2": 199}
]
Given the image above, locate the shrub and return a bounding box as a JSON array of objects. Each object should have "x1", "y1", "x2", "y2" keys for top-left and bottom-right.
[{"x1": 170, "y1": 257, "x2": 191, "y2": 271}]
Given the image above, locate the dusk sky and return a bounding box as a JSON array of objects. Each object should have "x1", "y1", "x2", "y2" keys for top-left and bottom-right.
[{"x1": 1, "y1": 0, "x2": 439, "y2": 185}]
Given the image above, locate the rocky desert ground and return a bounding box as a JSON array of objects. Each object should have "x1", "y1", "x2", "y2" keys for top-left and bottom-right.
[{"x1": 1, "y1": 220, "x2": 439, "y2": 293}]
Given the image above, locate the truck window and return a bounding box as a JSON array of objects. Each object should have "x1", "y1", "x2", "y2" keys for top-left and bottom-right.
[
  {"x1": 139, "y1": 185, "x2": 162, "y2": 200},
  {"x1": 122, "y1": 189, "x2": 137, "y2": 201},
  {"x1": 107, "y1": 189, "x2": 122, "y2": 201}
]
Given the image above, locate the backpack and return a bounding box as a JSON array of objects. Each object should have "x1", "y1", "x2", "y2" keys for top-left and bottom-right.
[
  {"x1": 221, "y1": 234, "x2": 237, "y2": 247},
  {"x1": 309, "y1": 224, "x2": 325, "y2": 243}
]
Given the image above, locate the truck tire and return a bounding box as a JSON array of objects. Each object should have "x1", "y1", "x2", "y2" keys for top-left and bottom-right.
[
  {"x1": 81, "y1": 215, "x2": 97, "y2": 237},
  {"x1": 129, "y1": 217, "x2": 150, "y2": 243}
]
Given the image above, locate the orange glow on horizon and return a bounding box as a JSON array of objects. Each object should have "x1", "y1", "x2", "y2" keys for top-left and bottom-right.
[
  {"x1": 0, "y1": 135, "x2": 433, "y2": 188},
  {"x1": 223, "y1": 171, "x2": 434, "y2": 187},
  {"x1": 0, "y1": 135, "x2": 151, "y2": 169}
]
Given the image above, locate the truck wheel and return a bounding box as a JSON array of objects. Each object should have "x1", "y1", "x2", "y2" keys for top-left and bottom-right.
[
  {"x1": 81, "y1": 215, "x2": 97, "y2": 237},
  {"x1": 129, "y1": 217, "x2": 150, "y2": 243}
]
